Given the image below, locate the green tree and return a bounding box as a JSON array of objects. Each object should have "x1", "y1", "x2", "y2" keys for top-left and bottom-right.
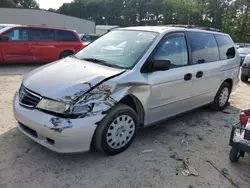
[
  {"x1": 54, "y1": 0, "x2": 250, "y2": 42},
  {"x1": 13, "y1": 0, "x2": 39, "y2": 8},
  {"x1": 0, "y1": 0, "x2": 15, "y2": 7}
]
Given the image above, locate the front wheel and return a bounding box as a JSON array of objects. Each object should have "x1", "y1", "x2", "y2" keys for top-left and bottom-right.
[
  {"x1": 212, "y1": 82, "x2": 231, "y2": 111},
  {"x1": 229, "y1": 147, "x2": 240, "y2": 163},
  {"x1": 94, "y1": 104, "x2": 138, "y2": 155}
]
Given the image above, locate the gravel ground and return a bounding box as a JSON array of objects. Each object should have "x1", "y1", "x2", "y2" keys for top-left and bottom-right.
[{"x1": 0, "y1": 65, "x2": 250, "y2": 188}]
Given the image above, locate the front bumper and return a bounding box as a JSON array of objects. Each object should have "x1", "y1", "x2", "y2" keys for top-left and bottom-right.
[
  {"x1": 241, "y1": 67, "x2": 250, "y2": 77},
  {"x1": 13, "y1": 92, "x2": 104, "y2": 153}
]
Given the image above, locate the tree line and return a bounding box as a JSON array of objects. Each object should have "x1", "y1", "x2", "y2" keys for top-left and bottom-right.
[{"x1": 1, "y1": 0, "x2": 250, "y2": 42}]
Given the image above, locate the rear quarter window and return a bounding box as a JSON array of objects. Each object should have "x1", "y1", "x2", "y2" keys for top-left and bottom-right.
[
  {"x1": 215, "y1": 34, "x2": 235, "y2": 60},
  {"x1": 58, "y1": 30, "x2": 78, "y2": 41},
  {"x1": 187, "y1": 31, "x2": 220, "y2": 64},
  {"x1": 31, "y1": 29, "x2": 56, "y2": 41}
]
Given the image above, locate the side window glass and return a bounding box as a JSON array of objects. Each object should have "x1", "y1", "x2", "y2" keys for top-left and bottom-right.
[
  {"x1": 31, "y1": 29, "x2": 55, "y2": 41},
  {"x1": 187, "y1": 32, "x2": 219, "y2": 64},
  {"x1": 5, "y1": 29, "x2": 29, "y2": 41},
  {"x1": 153, "y1": 35, "x2": 188, "y2": 68},
  {"x1": 215, "y1": 34, "x2": 235, "y2": 60},
  {"x1": 58, "y1": 30, "x2": 77, "y2": 41}
]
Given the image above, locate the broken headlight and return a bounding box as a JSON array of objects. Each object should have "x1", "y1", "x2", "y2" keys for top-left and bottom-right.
[
  {"x1": 36, "y1": 99, "x2": 70, "y2": 114},
  {"x1": 72, "y1": 104, "x2": 94, "y2": 115}
]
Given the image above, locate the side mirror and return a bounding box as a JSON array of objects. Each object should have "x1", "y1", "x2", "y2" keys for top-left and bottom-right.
[
  {"x1": 151, "y1": 60, "x2": 171, "y2": 72},
  {"x1": 0, "y1": 35, "x2": 9, "y2": 41}
]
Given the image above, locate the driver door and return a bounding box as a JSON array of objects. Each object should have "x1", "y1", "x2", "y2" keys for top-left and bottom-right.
[
  {"x1": 145, "y1": 33, "x2": 196, "y2": 124},
  {"x1": 1, "y1": 27, "x2": 33, "y2": 63}
]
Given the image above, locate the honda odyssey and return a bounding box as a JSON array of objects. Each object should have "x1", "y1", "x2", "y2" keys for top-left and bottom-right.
[{"x1": 13, "y1": 26, "x2": 240, "y2": 155}]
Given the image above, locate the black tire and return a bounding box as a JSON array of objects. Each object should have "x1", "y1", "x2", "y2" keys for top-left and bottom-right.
[
  {"x1": 59, "y1": 51, "x2": 74, "y2": 59},
  {"x1": 241, "y1": 74, "x2": 248, "y2": 82},
  {"x1": 94, "y1": 104, "x2": 138, "y2": 155},
  {"x1": 229, "y1": 147, "x2": 240, "y2": 163},
  {"x1": 212, "y1": 82, "x2": 231, "y2": 111}
]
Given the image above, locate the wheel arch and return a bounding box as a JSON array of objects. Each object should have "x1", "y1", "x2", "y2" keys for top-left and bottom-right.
[
  {"x1": 223, "y1": 78, "x2": 233, "y2": 91},
  {"x1": 59, "y1": 50, "x2": 74, "y2": 59},
  {"x1": 118, "y1": 94, "x2": 145, "y2": 127}
]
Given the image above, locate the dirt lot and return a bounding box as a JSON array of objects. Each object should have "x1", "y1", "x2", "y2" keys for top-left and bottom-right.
[{"x1": 0, "y1": 65, "x2": 250, "y2": 188}]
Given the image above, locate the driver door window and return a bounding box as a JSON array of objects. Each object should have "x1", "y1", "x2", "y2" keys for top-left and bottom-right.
[
  {"x1": 1, "y1": 28, "x2": 32, "y2": 62},
  {"x1": 5, "y1": 28, "x2": 29, "y2": 41},
  {"x1": 153, "y1": 34, "x2": 188, "y2": 68}
]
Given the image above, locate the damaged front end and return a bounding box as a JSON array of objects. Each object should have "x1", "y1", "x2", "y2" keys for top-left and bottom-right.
[
  {"x1": 43, "y1": 72, "x2": 126, "y2": 133},
  {"x1": 71, "y1": 83, "x2": 117, "y2": 118}
]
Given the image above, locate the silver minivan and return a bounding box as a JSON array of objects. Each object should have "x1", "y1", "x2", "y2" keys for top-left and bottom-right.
[{"x1": 13, "y1": 26, "x2": 240, "y2": 155}]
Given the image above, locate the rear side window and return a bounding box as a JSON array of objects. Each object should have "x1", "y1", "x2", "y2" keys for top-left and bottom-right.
[
  {"x1": 5, "y1": 28, "x2": 29, "y2": 41},
  {"x1": 31, "y1": 29, "x2": 56, "y2": 41},
  {"x1": 215, "y1": 34, "x2": 235, "y2": 60},
  {"x1": 187, "y1": 32, "x2": 219, "y2": 64},
  {"x1": 58, "y1": 30, "x2": 77, "y2": 41}
]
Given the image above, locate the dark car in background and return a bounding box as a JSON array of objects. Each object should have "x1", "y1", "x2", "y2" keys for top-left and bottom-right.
[
  {"x1": 238, "y1": 47, "x2": 250, "y2": 66},
  {"x1": 0, "y1": 25, "x2": 84, "y2": 63},
  {"x1": 79, "y1": 34, "x2": 100, "y2": 46},
  {"x1": 241, "y1": 54, "x2": 250, "y2": 81}
]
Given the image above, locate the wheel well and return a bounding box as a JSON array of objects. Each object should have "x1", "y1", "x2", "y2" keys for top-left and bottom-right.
[
  {"x1": 59, "y1": 50, "x2": 74, "y2": 58},
  {"x1": 224, "y1": 79, "x2": 233, "y2": 91},
  {"x1": 119, "y1": 95, "x2": 145, "y2": 127}
]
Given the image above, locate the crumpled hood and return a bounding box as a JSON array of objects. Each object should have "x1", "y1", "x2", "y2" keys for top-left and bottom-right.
[{"x1": 23, "y1": 57, "x2": 124, "y2": 102}]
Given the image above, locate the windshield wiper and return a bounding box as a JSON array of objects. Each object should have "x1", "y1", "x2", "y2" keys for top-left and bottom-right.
[
  {"x1": 82, "y1": 58, "x2": 123, "y2": 69},
  {"x1": 82, "y1": 57, "x2": 106, "y2": 63}
]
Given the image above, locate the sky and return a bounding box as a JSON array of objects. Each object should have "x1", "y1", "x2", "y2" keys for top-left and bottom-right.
[{"x1": 37, "y1": 0, "x2": 73, "y2": 10}]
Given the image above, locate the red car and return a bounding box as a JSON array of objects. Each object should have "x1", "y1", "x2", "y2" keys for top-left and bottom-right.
[{"x1": 0, "y1": 25, "x2": 84, "y2": 63}]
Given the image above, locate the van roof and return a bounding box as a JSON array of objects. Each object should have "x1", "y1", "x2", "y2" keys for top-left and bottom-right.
[
  {"x1": 0, "y1": 23, "x2": 22, "y2": 26},
  {"x1": 117, "y1": 26, "x2": 228, "y2": 35},
  {"x1": 6, "y1": 25, "x2": 76, "y2": 32}
]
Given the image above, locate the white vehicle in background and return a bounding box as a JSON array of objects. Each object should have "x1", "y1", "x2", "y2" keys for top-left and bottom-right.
[
  {"x1": 241, "y1": 54, "x2": 250, "y2": 81},
  {"x1": 0, "y1": 24, "x2": 21, "y2": 30}
]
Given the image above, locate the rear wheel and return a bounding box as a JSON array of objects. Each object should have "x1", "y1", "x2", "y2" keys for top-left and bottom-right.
[
  {"x1": 59, "y1": 51, "x2": 74, "y2": 59},
  {"x1": 94, "y1": 104, "x2": 138, "y2": 155},
  {"x1": 212, "y1": 82, "x2": 231, "y2": 110},
  {"x1": 241, "y1": 74, "x2": 248, "y2": 82}
]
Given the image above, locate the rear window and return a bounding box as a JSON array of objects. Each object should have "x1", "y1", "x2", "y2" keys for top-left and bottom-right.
[
  {"x1": 58, "y1": 30, "x2": 77, "y2": 41},
  {"x1": 31, "y1": 29, "x2": 56, "y2": 41},
  {"x1": 215, "y1": 34, "x2": 235, "y2": 60},
  {"x1": 187, "y1": 31, "x2": 220, "y2": 64}
]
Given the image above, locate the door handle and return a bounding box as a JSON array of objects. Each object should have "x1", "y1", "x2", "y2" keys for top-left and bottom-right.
[
  {"x1": 196, "y1": 71, "x2": 203, "y2": 78},
  {"x1": 184, "y1": 73, "x2": 192, "y2": 81}
]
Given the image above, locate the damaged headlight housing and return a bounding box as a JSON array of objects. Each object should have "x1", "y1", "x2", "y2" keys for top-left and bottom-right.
[
  {"x1": 36, "y1": 99, "x2": 70, "y2": 114},
  {"x1": 72, "y1": 104, "x2": 93, "y2": 115}
]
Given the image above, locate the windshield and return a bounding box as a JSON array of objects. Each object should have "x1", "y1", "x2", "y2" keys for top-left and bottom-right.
[
  {"x1": 0, "y1": 26, "x2": 6, "y2": 30},
  {"x1": 238, "y1": 47, "x2": 250, "y2": 54},
  {"x1": 75, "y1": 30, "x2": 158, "y2": 69}
]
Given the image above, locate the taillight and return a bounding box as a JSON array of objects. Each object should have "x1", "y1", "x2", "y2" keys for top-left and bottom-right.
[{"x1": 80, "y1": 43, "x2": 84, "y2": 49}]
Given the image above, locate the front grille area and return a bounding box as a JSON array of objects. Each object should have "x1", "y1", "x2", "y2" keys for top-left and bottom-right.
[{"x1": 19, "y1": 86, "x2": 41, "y2": 108}]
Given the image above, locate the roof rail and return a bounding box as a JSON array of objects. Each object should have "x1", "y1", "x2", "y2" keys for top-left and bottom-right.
[{"x1": 166, "y1": 24, "x2": 221, "y2": 32}]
